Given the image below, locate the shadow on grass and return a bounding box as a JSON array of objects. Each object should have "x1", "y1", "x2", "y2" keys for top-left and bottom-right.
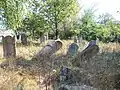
[{"x1": 0, "y1": 49, "x2": 120, "y2": 89}]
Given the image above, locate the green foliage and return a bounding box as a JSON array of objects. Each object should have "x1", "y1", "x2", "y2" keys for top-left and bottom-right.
[
  {"x1": 59, "y1": 18, "x2": 81, "y2": 39},
  {"x1": 19, "y1": 0, "x2": 80, "y2": 39},
  {"x1": 74, "y1": 8, "x2": 120, "y2": 42},
  {"x1": 0, "y1": 0, "x2": 31, "y2": 30},
  {"x1": 38, "y1": 0, "x2": 80, "y2": 39},
  {"x1": 96, "y1": 25, "x2": 111, "y2": 42},
  {"x1": 21, "y1": 13, "x2": 49, "y2": 39},
  {"x1": 78, "y1": 9, "x2": 97, "y2": 41}
]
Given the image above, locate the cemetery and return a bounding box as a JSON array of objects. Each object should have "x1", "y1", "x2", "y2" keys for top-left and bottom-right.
[
  {"x1": 1, "y1": 0, "x2": 120, "y2": 90},
  {"x1": 0, "y1": 21, "x2": 120, "y2": 89},
  {"x1": 0, "y1": 37, "x2": 120, "y2": 90}
]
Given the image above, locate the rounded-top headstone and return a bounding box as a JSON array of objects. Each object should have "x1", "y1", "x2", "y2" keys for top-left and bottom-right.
[
  {"x1": 67, "y1": 43, "x2": 79, "y2": 56},
  {"x1": 55, "y1": 39, "x2": 63, "y2": 51},
  {"x1": 86, "y1": 40, "x2": 96, "y2": 49},
  {"x1": 35, "y1": 39, "x2": 62, "y2": 59}
]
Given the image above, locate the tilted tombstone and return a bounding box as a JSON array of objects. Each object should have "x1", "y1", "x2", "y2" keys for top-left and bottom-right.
[
  {"x1": 85, "y1": 40, "x2": 96, "y2": 49},
  {"x1": 72, "y1": 40, "x2": 99, "y2": 67},
  {"x1": 67, "y1": 43, "x2": 79, "y2": 56},
  {"x1": 21, "y1": 33, "x2": 27, "y2": 45},
  {"x1": 80, "y1": 45, "x2": 99, "y2": 61},
  {"x1": 31, "y1": 40, "x2": 63, "y2": 74},
  {"x1": 35, "y1": 39, "x2": 63, "y2": 60},
  {"x1": 2, "y1": 36, "x2": 16, "y2": 58}
]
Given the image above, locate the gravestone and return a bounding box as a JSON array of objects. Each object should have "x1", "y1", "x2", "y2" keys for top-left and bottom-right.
[
  {"x1": 73, "y1": 36, "x2": 78, "y2": 43},
  {"x1": 80, "y1": 45, "x2": 99, "y2": 61},
  {"x1": 85, "y1": 40, "x2": 96, "y2": 49},
  {"x1": 72, "y1": 40, "x2": 99, "y2": 67},
  {"x1": 31, "y1": 40, "x2": 63, "y2": 74},
  {"x1": 52, "y1": 43, "x2": 79, "y2": 68},
  {"x1": 2, "y1": 36, "x2": 16, "y2": 58},
  {"x1": 78, "y1": 36, "x2": 82, "y2": 44},
  {"x1": 21, "y1": 33, "x2": 27, "y2": 45},
  {"x1": 59, "y1": 67, "x2": 72, "y2": 82},
  {"x1": 67, "y1": 43, "x2": 79, "y2": 56},
  {"x1": 35, "y1": 40, "x2": 63, "y2": 60},
  {"x1": 39, "y1": 35, "x2": 46, "y2": 45},
  {"x1": 39, "y1": 33, "x2": 48, "y2": 45}
]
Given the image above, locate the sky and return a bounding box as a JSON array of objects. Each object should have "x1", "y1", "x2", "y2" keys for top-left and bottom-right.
[{"x1": 78, "y1": 0, "x2": 120, "y2": 20}]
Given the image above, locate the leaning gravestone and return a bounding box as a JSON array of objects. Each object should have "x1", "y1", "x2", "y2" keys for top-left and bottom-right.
[
  {"x1": 2, "y1": 36, "x2": 16, "y2": 58},
  {"x1": 72, "y1": 40, "x2": 99, "y2": 67},
  {"x1": 67, "y1": 43, "x2": 79, "y2": 56},
  {"x1": 21, "y1": 33, "x2": 27, "y2": 45},
  {"x1": 31, "y1": 39, "x2": 63, "y2": 74},
  {"x1": 85, "y1": 40, "x2": 96, "y2": 49},
  {"x1": 34, "y1": 39, "x2": 63, "y2": 60}
]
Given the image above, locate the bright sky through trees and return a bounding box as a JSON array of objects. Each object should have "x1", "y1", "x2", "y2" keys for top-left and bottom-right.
[{"x1": 78, "y1": 0, "x2": 120, "y2": 20}]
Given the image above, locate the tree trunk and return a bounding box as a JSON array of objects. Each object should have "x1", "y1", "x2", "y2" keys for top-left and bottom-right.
[
  {"x1": 21, "y1": 33, "x2": 27, "y2": 46},
  {"x1": 54, "y1": 3, "x2": 59, "y2": 40},
  {"x1": 2, "y1": 36, "x2": 16, "y2": 59},
  {"x1": 32, "y1": 30, "x2": 35, "y2": 39},
  {"x1": 55, "y1": 20, "x2": 58, "y2": 39}
]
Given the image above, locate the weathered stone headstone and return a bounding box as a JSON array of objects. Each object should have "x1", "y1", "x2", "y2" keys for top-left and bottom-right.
[
  {"x1": 2, "y1": 36, "x2": 16, "y2": 58},
  {"x1": 73, "y1": 36, "x2": 78, "y2": 43},
  {"x1": 85, "y1": 40, "x2": 96, "y2": 49},
  {"x1": 52, "y1": 43, "x2": 79, "y2": 68},
  {"x1": 59, "y1": 67, "x2": 72, "y2": 82},
  {"x1": 80, "y1": 45, "x2": 99, "y2": 60},
  {"x1": 39, "y1": 35, "x2": 45, "y2": 44},
  {"x1": 72, "y1": 42, "x2": 99, "y2": 67},
  {"x1": 21, "y1": 33, "x2": 27, "y2": 45},
  {"x1": 35, "y1": 40, "x2": 62, "y2": 60},
  {"x1": 67, "y1": 43, "x2": 79, "y2": 56},
  {"x1": 30, "y1": 39, "x2": 63, "y2": 74},
  {"x1": 39, "y1": 33, "x2": 48, "y2": 45},
  {"x1": 78, "y1": 36, "x2": 82, "y2": 44}
]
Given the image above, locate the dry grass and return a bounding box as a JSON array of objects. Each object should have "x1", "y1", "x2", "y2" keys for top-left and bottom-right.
[
  {"x1": 0, "y1": 40, "x2": 75, "y2": 90},
  {"x1": 0, "y1": 40, "x2": 120, "y2": 90}
]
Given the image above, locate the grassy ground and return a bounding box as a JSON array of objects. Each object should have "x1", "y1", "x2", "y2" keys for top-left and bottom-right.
[
  {"x1": 0, "y1": 40, "x2": 75, "y2": 90},
  {"x1": 0, "y1": 40, "x2": 120, "y2": 90}
]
